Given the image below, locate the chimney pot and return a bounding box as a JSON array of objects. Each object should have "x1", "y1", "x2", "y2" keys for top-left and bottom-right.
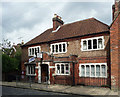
[{"x1": 54, "y1": 14, "x2": 57, "y2": 18}]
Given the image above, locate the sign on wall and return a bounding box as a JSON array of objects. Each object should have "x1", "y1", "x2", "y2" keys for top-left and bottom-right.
[
  {"x1": 29, "y1": 57, "x2": 35, "y2": 63},
  {"x1": 37, "y1": 52, "x2": 43, "y2": 58}
]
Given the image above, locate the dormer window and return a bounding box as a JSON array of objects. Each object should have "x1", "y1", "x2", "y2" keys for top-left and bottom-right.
[
  {"x1": 50, "y1": 42, "x2": 67, "y2": 54},
  {"x1": 81, "y1": 36, "x2": 104, "y2": 51}
]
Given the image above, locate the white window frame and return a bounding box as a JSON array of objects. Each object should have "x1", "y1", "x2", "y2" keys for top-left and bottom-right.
[
  {"x1": 55, "y1": 63, "x2": 70, "y2": 75},
  {"x1": 50, "y1": 42, "x2": 67, "y2": 54},
  {"x1": 28, "y1": 46, "x2": 41, "y2": 57},
  {"x1": 26, "y1": 65, "x2": 36, "y2": 76},
  {"x1": 81, "y1": 36, "x2": 104, "y2": 51},
  {"x1": 79, "y1": 63, "x2": 107, "y2": 78}
]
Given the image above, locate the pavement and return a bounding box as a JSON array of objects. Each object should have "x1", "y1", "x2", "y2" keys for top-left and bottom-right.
[{"x1": 1, "y1": 81, "x2": 119, "y2": 96}]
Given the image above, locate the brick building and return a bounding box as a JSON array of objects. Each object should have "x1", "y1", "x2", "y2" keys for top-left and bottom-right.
[{"x1": 21, "y1": 0, "x2": 120, "y2": 90}]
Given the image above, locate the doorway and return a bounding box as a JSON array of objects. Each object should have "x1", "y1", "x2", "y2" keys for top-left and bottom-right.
[{"x1": 41, "y1": 64, "x2": 49, "y2": 82}]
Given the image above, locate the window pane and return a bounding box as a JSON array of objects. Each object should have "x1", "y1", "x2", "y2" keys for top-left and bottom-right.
[
  {"x1": 63, "y1": 44, "x2": 66, "y2": 52},
  {"x1": 56, "y1": 45, "x2": 58, "y2": 52},
  {"x1": 57, "y1": 65, "x2": 60, "y2": 74},
  {"x1": 52, "y1": 45, "x2": 54, "y2": 53},
  {"x1": 59, "y1": 44, "x2": 62, "y2": 52},
  {"x1": 32, "y1": 48, "x2": 34, "y2": 55},
  {"x1": 96, "y1": 65, "x2": 100, "y2": 77},
  {"x1": 81, "y1": 65, "x2": 85, "y2": 76},
  {"x1": 88, "y1": 40, "x2": 92, "y2": 49},
  {"x1": 29, "y1": 49, "x2": 31, "y2": 55},
  {"x1": 65, "y1": 64, "x2": 69, "y2": 74},
  {"x1": 91, "y1": 65, "x2": 95, "y2": 77},
  {"x1": 86, "y1": 65, "x2": 90, "y2": 76},
  {"x1": 37, "y1": 47, "x2": 40, "y2": 53},
  {"x1": 83, "y1": 41, "x2": 87, "y2": 50},
  {"x1": 93, "y1": 39, "x2": 97, "y2": 49},
  {"x1": 32, "y1": 66, "x2": 35, "y2": 74},
  {"x1": 52, "y1": 45, "x2": 55, "y2": 53},
  {"x1": 28, "y1": 66, "x2": 31, "y2": 74},
  {"x1": 35, "y1": 48, "x2": 37, "y2": 56},
  {"x1": 101, "y1": 65, "x2": 106, "y2": 76},
  {"x1": 61, "y1": 64, "x2": 64, "y2": 74},
  {"x1": 98, "y1": 38, "x2": 103, "y2": 48}
]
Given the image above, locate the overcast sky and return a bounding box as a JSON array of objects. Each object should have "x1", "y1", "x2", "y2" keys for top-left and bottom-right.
[{"x1": 1, "y1": 0, "x2": 114, "y2": 45}]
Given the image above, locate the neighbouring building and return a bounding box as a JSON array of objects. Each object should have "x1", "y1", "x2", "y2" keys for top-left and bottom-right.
[{"x1": 21, "y1": 0, "x2": 120, "y2": 90}]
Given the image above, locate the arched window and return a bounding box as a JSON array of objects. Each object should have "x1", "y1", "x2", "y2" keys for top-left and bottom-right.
[
  {"x1": 86, "y1": 65, "x2": 90, "y2": 77},
  {"x1": 96, "y1": 65, "x2": 100, "y2": 77},
  {"x1": 83, "y1": 40, "x2": 87, "y2": 50},
  {"x1": 101, "y1": 65, "x2": 106, "y2": 76},
  {"x1": 81, "y1": 65, "x2": 85, "y2": 76},
  {"x1": 98, "y1": 38, "x2": 103, "y2": 48}
]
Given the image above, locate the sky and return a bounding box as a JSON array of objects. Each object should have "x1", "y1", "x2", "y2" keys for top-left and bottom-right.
[{"x1": 1, "y1": 0, "x2": 115, "y2": 45}]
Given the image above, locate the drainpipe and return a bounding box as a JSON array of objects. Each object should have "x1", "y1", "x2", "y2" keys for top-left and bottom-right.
[{"x1": 72, "y1": 62, "x2": 75, "y2": 86}]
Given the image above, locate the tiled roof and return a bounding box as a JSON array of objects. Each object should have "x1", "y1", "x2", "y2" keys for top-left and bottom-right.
[{"x1": 23, "y1": 18, "x2": 109, "y2": 46}]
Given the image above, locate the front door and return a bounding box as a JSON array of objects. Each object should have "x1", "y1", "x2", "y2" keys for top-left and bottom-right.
[{"x1": 41, "y1": 64, "x2": 49, "y2": 82}]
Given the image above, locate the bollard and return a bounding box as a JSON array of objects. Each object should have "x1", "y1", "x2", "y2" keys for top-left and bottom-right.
[
  {"x1": 46, "y1": 76, "x2": 48, "y2": 89},
  {"x1": 29, "y1": 76, "x2": 32, "y2": 88},
  {"x1": 16, "y1": 75, "x2": 18, "y2": 86}
]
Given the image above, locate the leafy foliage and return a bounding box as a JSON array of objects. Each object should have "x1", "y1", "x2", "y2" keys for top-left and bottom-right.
[
  {"x1": 2, "y1": 54, "x2": 19, "y2": 73},
  {"x1": 2, "y1": 39, "x2": 22, "y2": 73}
]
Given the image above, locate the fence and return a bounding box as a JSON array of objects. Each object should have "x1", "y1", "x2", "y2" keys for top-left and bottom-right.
[{"x1": 16, "y1": 75, "x2": 49, "y2": 89}]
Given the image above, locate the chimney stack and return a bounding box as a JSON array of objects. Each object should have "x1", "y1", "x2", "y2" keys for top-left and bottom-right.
[
  {"x1": 52, "y1": 14, "x2": 64, "y2": 31},
  {"x1": 112, "y1": 0, "x2": 120, "y2": 20}
]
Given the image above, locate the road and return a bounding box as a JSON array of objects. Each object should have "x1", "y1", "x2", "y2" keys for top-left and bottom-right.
[
  {"x1": 2, "y1": 86, "x2": 93, "y2": 97},
  {"x1": 2, "y1": 86, "x2": 67, "y2": 95}
]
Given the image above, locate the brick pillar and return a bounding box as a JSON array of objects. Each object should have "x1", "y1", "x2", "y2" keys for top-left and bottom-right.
[
  {"x1": 70, "y1": 55, "x2": 78, "y2": 86},
  {"x1": 110, "y1": 13, "x2": 120, "y2": 90}
]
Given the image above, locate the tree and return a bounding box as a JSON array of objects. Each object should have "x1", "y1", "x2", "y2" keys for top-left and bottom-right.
[
  {"x1": 2, "y1": 39, "x2": 21, "y2": 73},
  {"x1": 2, "y1": 54, "x2": 19, "y2": 73}
]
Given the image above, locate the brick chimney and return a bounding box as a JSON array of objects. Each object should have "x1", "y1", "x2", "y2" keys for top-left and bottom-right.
[
  {"x1": 112, "y1": 0, "x2": 120, "y2": 20},
  {"x1": 110, "y1": 0, "x2": 120, "y2": 90},
  {"x1": 52, "y1": 14, "x2": 64, "y2": 31}
]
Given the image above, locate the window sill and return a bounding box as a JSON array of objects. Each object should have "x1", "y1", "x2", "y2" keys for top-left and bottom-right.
[
  {"x1": 79, "y1": 76, "x2": 107, "y2": 78},
  {"x1": 51, "y1": 51, "x2": 67, "y2": 55},
  {"x1": 55, "y1": 74, "x2": 70, "y2": 76},
  {"x1": 26, "y1": 74, "x2": 36, "y2": 76},
  {"x1": 81, "y1": 48, "x2": 104, "y2": 52}
]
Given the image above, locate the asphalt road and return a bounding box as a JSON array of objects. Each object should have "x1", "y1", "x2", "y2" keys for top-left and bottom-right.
[{"x1": 2, "y1": 86, "x2": 67, "y2": 95}]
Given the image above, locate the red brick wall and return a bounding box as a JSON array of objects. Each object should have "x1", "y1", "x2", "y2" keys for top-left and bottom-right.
[
  {"x1": 110, "y1": 13, "x2": 120, "y2": 90},
  {"x1": 76, "y1": 56, "x2": 110, "y2": 87},
  {"x1": 118, "y1": 13, "x2": 120, "y2": 90}
]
